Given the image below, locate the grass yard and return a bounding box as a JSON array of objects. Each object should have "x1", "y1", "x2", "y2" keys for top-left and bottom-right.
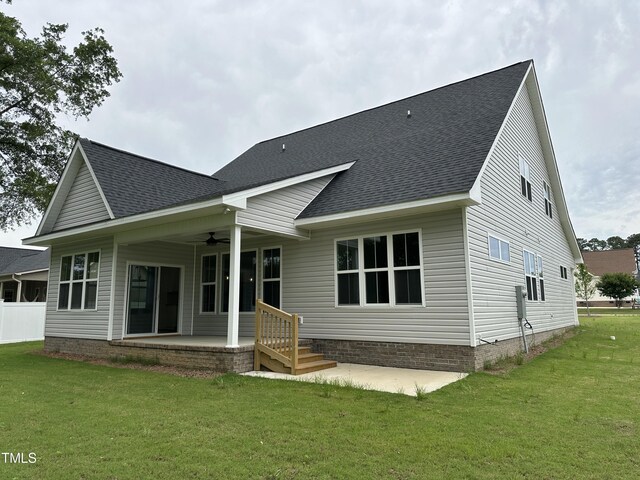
[
  {"x1": 1, "y1": 316, "x2": 639, "y2": 479},
  {"x1": 578, "y1": 307, "x2": 639, "y2": 316}
]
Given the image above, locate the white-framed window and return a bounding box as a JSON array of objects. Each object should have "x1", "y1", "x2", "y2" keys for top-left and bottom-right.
[
  {"x1": 543, "y1": 181, "x2": 553, "y2": 218},
  {"x1": 560, "y1": 266, "x2": 568, "y2": 279},
  {"x1": 523, "y1": 250, "x2": 545, "y2": 302},
  {"x1": 336, "y1": 239, "x2": 359, "y2": 305},
  {"x1": 519, "y1": 156, "x2": 532, "y2": 201},
  {"x1": 262, "y1": 247, "x2": 281, "y2": 309},
  {"x1": 488, "y1": 234, "x2": 510, "y2": 263},
  {"x1": 336, "y1": 231, "x2": 424, "y2": 307},
  {"x1": 363, "y1": 236, "x2": 389, "y2": 305},
  {"x1": 221, "y1": 250, "x2": 257, "y2": 313},
  {"x1": 58, "y1": 251, "x2": 100, "y2": 310},
  {"x1": 538, "y1": 255, "x2": 545, "y2": 301},
  {"x1": 200, "y1": 254, "x2": 217, "y2": 313}
]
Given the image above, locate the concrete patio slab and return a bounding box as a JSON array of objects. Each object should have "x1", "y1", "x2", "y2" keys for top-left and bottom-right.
[{"x1": 243, "y1": 363, "x2": 467, "y2": 396}]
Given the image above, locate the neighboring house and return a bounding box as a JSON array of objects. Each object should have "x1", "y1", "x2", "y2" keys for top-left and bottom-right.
[
  {"x1": 24, "y1": 60, "x2": 581, "y2": 372},
  {"x1": 580, "y1": 249, "x2": 639, "y2": 307},
  {"x1": 0, "y1": 247, "x2": 50, "y2": 303}
]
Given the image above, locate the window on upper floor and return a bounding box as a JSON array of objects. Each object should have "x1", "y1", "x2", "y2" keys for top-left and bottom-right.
[
  {"x1": 543, "y1": 181, "x2": 553, "y2": 218},
  {"x1": 519, "y1": 156, "x2": 532, "y2": 201},
  {"x1": 58, "y1": 252, "x2": 100, "y2": 310},
  {"x1": 488, "y1": 235, "x2": 510, "y2": 263}
]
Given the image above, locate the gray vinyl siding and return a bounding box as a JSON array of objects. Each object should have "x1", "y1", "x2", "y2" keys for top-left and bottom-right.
[
  {"x1": 52, "y1": 161, "x2": 111, "y2": 231},
  {"x1": 467, "y1": 85, "x2": 577, "y2": 343},
  {"x1": 193, "y1": 209, "x2": 470, "y2": 345},
  {"x1": 236, "y1": 175, "x2": 334, "y2": 236},
  {"x1": 45, "y1": 237, "x2": 113, "y2": 339},
  {"x1": 111, "y1": 241, "x2": 196, "y2": 340}
]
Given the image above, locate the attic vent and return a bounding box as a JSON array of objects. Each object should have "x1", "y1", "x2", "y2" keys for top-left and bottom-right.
[
  {"x1": 407, "y1": 109, "x2": 411, "y2": 118},
  {"x1": 282, "y1": 143, "x2": 286, "y2": 152}
]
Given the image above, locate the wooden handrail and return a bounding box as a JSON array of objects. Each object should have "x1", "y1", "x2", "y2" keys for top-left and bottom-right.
[{"x1": 255, "y1": 299, "x2": 299, "y2": 374}]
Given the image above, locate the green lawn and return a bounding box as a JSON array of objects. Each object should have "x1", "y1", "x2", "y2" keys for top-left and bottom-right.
[
  {"x1": 1, "y1": 316, "x2": 639, "y2": 479},
  {"x1": 578, "y1": 307, "x2": 639, "y2": 316}
]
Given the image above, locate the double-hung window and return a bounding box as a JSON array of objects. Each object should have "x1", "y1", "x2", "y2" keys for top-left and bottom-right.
[
  {"x1": 363, "y1": 236, "x2": 389, "y2": 304},
  {"x1": 336, "y1": 231, "x2": 423, "y2": 306},
  {"x1": 560, "y1": 266, "x2": 568, "y2": 279},
  {"x1": 519, "y1": 156, "x2": 532, "y2": 201},
  {"x1": 262, "y1": 247, "x2": 281, "y2": 309},
  {"x1": 201, "y1": 254, "x2": 217, "y2": 313},
  {"x1": 488, "y1": 235, "x2": 510, "y2": 262},
  {"x1": 543, "y1": 182, "x2": 553, "y2": 218},
  {"x1": 538, "y1": 255, "x2": 545, "y2": 301},
  {"x1": 392, "y1": 233, "x2": 422, "y2": 304},
  {"x1": 58, "y1": 252, "x2": 100, "y2": 310},
  {"x1": 336, "y1": 239, "x2": 359, "y2": 305},
  {"x1": 523, "y1": 250, "x2": 545, "y2": 301}
]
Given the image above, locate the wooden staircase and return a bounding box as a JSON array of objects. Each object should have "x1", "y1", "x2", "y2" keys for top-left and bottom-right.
[{"x1": 254, "y1": 300, "x2": 336, "y2": 375}]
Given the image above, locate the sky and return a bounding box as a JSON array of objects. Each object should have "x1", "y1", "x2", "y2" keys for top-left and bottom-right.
[{"x1": 1, "y1": 0, "x2": 639, "y2": 248}]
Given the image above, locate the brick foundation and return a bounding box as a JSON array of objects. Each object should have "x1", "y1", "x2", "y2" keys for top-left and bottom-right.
[
  {"x1": 311, "y1": 326, "x2": 573, "y2": 372},
  {"x1": 44, "y1": 337, "x2": 255, "y2": 373},
  {"x1": 45, "y1": 326, "x2": 573, "y2": 374}
]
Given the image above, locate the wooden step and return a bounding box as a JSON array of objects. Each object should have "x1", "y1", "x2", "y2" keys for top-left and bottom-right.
[
  {"x1": 294, "y1": 359, "x2": 337, "y2": 375},
  {"x1": 297, "y1": 352, "x2": 324, "y2": 364},
  {"x1": 297, "y1": 346, "x2": 312, "y2": 355}
]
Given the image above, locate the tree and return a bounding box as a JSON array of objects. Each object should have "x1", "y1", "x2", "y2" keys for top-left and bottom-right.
[
  {"x1": 574, "y1": 264, "x2": 596, "y2": 316},
  {"x1": 0, "y1": 3, "x2": 122, "y2": 230},
  {"x1": 626, "y1": 233, "x2": 640, "y2": 250},
  {"x1": 586, "y1": 238, "x2": 608, "y2": 251},
  {"x1": 576, "y1": 237, "x2": 588, "y2": 251},
  {"x1": 596, "y1": 273, "x2": 639, "y2": 308},
  {"x1": 606, "y1": 236, "x2": 627, "y2": 250}
]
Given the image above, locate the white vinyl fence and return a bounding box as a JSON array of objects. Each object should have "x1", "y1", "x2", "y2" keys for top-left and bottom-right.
[{"x1": 0, "y1": 300, "x2": 46, "y2": 344}]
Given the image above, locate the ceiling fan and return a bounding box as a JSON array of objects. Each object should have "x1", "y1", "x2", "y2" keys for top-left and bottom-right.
[{"x1": 205, "y1": 232, "x2": 230, "y2": 246}]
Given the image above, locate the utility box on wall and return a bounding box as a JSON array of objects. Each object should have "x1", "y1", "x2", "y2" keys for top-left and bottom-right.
[{"x1": 515, "y1": 285, "x2": 527, "y2": 320}]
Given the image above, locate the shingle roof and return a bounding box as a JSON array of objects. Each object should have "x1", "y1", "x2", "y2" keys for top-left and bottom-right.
[
  {"x1": 0, "y1": 247, "x2": 50, "y2": 276},
  {"x1": 78, "y1": 61, "x2": 531, "y2": 221},
  {"x1": 215, "y1": 61, "x2": 532, "y2": 218},
  {"x1": 582, "y1": 249, "x2": 638, "y2": 277},
  {"x1": 79, "y1": 139, "x2": 225, "y2": 218}
]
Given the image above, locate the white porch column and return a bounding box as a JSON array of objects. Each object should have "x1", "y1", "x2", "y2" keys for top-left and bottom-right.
[{"x1": 226, "y1": 225, "x2": 242, "y2": 347}]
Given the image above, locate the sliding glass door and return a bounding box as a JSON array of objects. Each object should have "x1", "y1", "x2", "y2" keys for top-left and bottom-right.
[{"x1": 127, "y1": 265, "x2": 180, "y2": 335}]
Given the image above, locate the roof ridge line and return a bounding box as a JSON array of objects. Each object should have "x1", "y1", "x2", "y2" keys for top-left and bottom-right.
[
  {"x1": 81, "y1": 139, "x2": 222, "y2": 182},
  {"x1": 255, "y1": 60, "x2": 533, "y2": 145}
]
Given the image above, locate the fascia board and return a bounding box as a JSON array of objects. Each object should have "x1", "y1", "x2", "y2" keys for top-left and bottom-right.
[
  {"x1": 23, "y1": 197, "x2": 226, "y2": 246},
  {"x1": 35, "y1": 141, "x2": 82, "y2": 236},
  {"x1": 294, "y1": 192, "x2": 477, "y2": 229}
]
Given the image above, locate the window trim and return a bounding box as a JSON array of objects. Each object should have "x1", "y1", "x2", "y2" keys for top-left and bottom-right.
[
  {"x1": 519, "y1": 155, "x2": 532, "y2": 202},
  {"x1": 560, "y1": 266, "x2": 568, "y2": 280},
  {"x1": 57, "y1": 250, "x2": 101, "y2": 312},
  {"x1": 199, "y1": 253, "x2": 218, "y2": 314},
  {"x1": 523, "y1": 249, "x2": 545, "y2": 303},
  {"x1": 487, "y1": 233, "x2": 511, "y2": 264},
  {"x1": 334, "y1": 229, "x2": 425, "y2": 308},
  {"x1": 543, "y1": 181, "x2": 553, "y2": 219},
  {"x1": 261, "y1": 245, "x2": 282, "y2": 310}
]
